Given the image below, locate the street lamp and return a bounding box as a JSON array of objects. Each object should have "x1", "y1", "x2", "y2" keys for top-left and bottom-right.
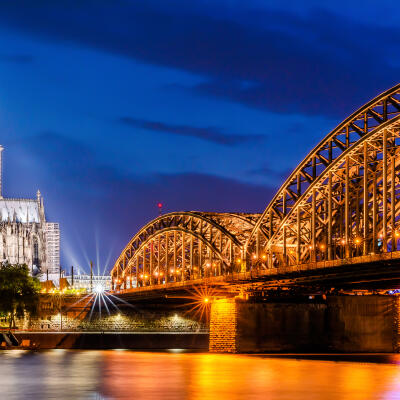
[{"x1": 94, "y1": 284, "x2": 105, "y2": 294}]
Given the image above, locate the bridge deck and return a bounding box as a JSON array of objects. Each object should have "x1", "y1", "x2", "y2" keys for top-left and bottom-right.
[{"x1": 113, "y1": 251, "x2": 400, "y2": 300}]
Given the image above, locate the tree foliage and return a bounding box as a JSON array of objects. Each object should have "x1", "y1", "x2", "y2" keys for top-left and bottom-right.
[{"x1": 0, "y1": 263, "x2": 40, "y2": 329}]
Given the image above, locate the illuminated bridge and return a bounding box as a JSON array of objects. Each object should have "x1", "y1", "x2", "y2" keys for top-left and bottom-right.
[{"x1": 111, "y1": 83, "x2": 400, "y2": 297}]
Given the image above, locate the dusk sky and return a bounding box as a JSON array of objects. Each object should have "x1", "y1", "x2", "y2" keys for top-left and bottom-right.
[{"x1": 0, "y1": 1, "x2": 399, "y2": 274}]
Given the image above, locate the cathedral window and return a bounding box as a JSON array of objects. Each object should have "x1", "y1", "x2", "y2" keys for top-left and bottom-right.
[{"x1": 33, "y1": 237, "x2": 39, "y2": 267}]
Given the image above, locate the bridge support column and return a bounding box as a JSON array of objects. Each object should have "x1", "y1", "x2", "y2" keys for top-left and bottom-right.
[
  {"x1": 393, "y1": 296, "x2": 400, "y2": 353},
  {"x1": 209, "y1": 298, "x2": 237, "y2": 353}
]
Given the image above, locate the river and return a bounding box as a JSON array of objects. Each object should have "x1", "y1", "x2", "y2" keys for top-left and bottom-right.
[{"x1": 1, "y1": 351, "x2": 400, "y2": 399}]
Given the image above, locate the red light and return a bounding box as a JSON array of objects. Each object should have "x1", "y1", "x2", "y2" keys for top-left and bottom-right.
[{"x1": 157, "y1": 203, "x2": 163, "y2": 208}]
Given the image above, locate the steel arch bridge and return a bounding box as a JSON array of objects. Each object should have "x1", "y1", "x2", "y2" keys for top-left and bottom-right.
[
  {"x1": 111, "y1": 212, "x2": 258, "y2": 290},
  {"x1": 112, "y1": 83, "x2": 400, "y2": 292}
]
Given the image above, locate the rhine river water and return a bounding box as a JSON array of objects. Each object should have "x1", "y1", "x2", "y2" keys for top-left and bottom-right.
[{"x1": 1, "y1": 351, "x2": 400, "y2": 399}]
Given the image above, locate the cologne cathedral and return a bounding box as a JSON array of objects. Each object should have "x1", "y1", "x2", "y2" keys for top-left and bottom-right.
[{"x1": 0, "y1": 146, "x2": 60, "y2": 275}]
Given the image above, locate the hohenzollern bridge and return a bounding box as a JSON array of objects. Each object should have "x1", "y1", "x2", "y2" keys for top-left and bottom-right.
[{"x1": 111, "y1": 83, "x2": 400, "y2": 300}]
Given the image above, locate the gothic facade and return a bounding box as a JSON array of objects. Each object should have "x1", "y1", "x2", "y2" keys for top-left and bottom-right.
[{"x1": 0, "y1": 146, "x2": 60, "y2": 275}]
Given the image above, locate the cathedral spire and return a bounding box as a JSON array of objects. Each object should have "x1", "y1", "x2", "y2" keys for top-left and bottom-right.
[{"x1": 0, "y1": 145, "x2": 3, "y2": 199}]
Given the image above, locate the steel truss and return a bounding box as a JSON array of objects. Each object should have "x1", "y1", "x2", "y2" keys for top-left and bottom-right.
[
  {"x1": 246, "y1": 83, "x2": 400, "y2": 267},
  {"x1": 111, "y1": 212, "x2": 257, "y2": 289}
]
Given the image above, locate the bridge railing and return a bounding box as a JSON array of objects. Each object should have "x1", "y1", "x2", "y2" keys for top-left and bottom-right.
[{"x1": 260, "y1": 250, "x2": 400, "y2": 276}]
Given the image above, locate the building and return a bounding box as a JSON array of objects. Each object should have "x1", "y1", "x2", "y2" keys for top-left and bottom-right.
[
  {"x1": 64, "y1": 274, "x2": 112, "y2": 292},
  {"x1": 45, "y1": 222, "x2": 60, "y2": 274},
  {"x1": 0, "y1": 146, "x2": 60, "y2": 275}
]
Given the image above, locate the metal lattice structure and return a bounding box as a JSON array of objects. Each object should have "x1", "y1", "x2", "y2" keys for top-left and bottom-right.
[
  {"x1": 112, "y1": 83, "x2": 400, "y2": 290},
  {"x1": 111, "y1": 212, "x2": 258, "y2": 289},
  {"x1": 246, "y1": 83, "x2": 400, "y2": 267}
]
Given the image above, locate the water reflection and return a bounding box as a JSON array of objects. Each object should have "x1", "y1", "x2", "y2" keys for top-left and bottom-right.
[{"x1": 1, "y1": 351, "x2": 400, "y2": 399}]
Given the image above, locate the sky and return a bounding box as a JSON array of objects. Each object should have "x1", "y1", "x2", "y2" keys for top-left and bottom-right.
[{"x1": 0, "y1": 0, "x2": 399, "y2": 274}]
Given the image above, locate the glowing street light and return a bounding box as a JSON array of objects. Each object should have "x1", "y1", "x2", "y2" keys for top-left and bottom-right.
[{"x1": 94, "y1": 284, "x2": 105, "y2": 294}]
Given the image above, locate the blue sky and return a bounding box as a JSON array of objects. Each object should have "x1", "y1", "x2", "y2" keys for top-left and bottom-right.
[{"x1": 0, "y1": 0, "x2": 399, "y2": 274}]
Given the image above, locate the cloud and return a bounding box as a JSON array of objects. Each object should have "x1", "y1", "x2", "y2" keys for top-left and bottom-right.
[
  {"x1": 0, "y1": 2, "x2": 398, "y2": 117},
  {"x1": 118, "y1": 117, "x2": 264, "y2": 146}
]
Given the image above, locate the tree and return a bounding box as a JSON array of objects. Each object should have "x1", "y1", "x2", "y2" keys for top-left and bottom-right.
[{"x1": 0, "y1": 263, "x2": 40, "y2": 329}]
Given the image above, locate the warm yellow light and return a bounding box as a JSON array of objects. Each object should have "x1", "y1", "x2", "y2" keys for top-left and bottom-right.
[
  {"x1": 236, "y1": 258, "x2": 241, "y2": 264},
  {"x1": 252, "y1": 254, "x2": 257, "y2": 260},
  {"x1": 261, "y1": 254, "x2": 266, "y2": 260},
  {"x1": 206, "y1": 263, "x2": 211, "y2": 267},
  {"x1": 204, "y1": 297, "x2": 209, "y2": 303},
  {"x1": 308, "y1": 245, "x2": 312, "y2": 250},
  {"x1": 140, "y1": 274, "x2": 143, "y2": 278},
  {"x1": 396, "y1": 231, "x2": 400, "y2": 238},
  {"x1": 212, "y1": 263, "x2": 216, "y2": 267},
  {"x1": 355, "y1": 237, "x2": 361, "y2": 245},
  {"x1": 154, "y1": 271, "x2": 159, "y2": 276},
  {"x1": 170, "y1": 269, "x2": 174, "y2": 273},
  {"x1": 320, "y1": 244, "x2": 325, "y2": 250},
  {"x1": 341, "y1": 239, "x2": 346, "y2": 245},
  {"x1": 145, "y1": 275, "x2": 148, "y2": 279}
]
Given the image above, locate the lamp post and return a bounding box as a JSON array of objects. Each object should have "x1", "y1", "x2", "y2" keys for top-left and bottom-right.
[{"x1": 90, "y1": 261, "x2": 93, "y2": 293}]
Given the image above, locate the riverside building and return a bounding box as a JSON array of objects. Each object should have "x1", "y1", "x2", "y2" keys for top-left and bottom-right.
[{"x1": 0, "y1": 146, "x2": 60, "y2": 275}]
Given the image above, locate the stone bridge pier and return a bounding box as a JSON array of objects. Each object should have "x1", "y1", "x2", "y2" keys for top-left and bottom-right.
[{"x1": 209, "y1": 295, "x2": 400, "y2": 353}]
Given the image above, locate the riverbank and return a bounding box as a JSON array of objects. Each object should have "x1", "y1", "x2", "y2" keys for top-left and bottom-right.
[{"x1": 13, "y1": 332, "x2": 209, "y2": 350}]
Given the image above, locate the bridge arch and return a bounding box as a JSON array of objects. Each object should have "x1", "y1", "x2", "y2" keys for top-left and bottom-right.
[
  {"x1": 267, "y1": 116, "x2": 400, "y2": 266},
  {"x1": 111, "y1": 212, "x2": 257, "y2": 289},
  {"x1": 246, "y1": 83, "x2": 400, "y2": 267}
]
